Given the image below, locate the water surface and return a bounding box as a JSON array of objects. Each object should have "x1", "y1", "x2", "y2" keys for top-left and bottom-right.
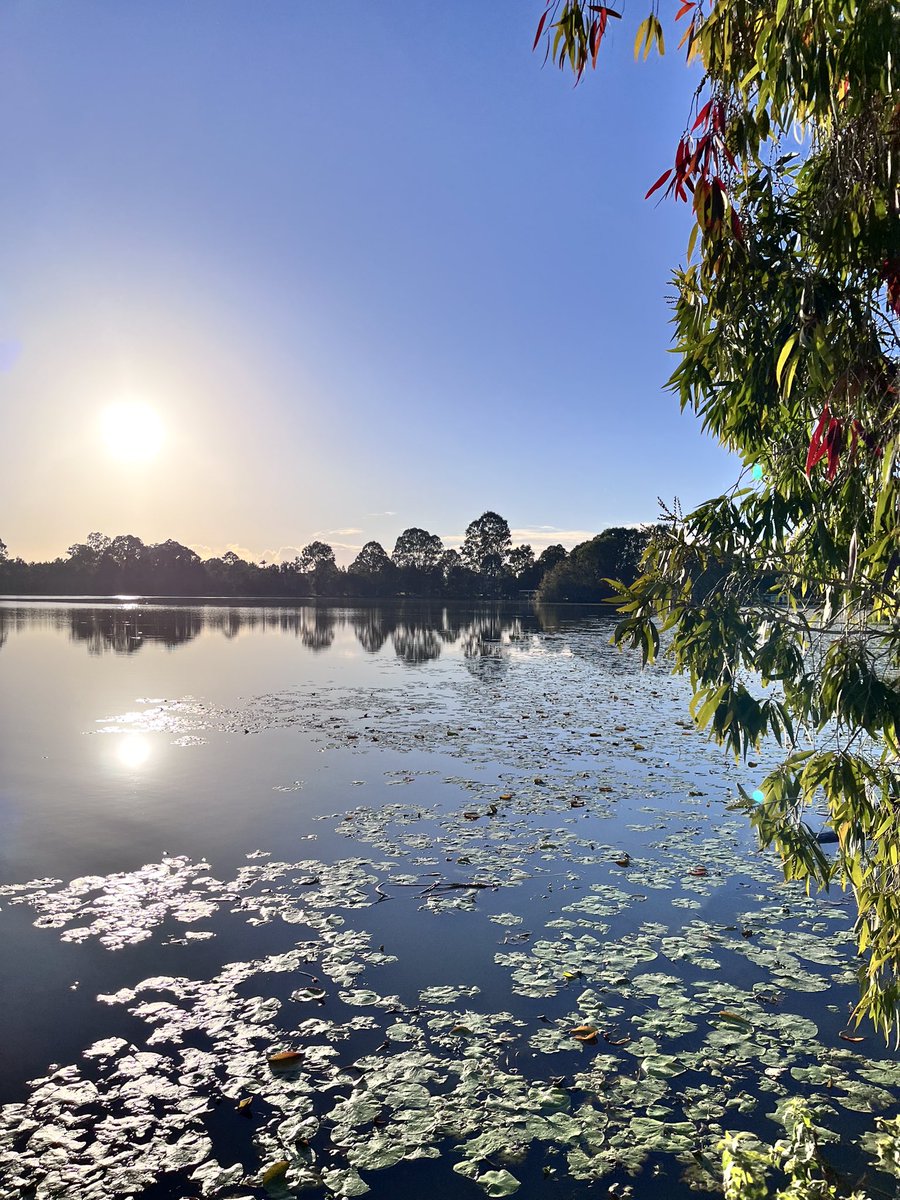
[{"x1": 0, "y1": 601, "x2": 894, "y2": 1200}]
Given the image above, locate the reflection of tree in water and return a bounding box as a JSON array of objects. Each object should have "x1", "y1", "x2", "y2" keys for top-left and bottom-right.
[
  {"x1": 0, "y1": 601, "x2": 582, "y2": 660},
  {"x1": 391, "y1": 623, "x2": 443, "y2": 665},
  {"x1": 458, "y1": 613, "x2": 521, "y2": 681},
  {"x1": 297, "y1": 608, "x2": 336, "y2": 652},
  {"x1": 69, "y1": 608, "x2": 204, "y2": 654},
  {"x1": 352, "y1": 611, "x2": 390, "y2": 655}
]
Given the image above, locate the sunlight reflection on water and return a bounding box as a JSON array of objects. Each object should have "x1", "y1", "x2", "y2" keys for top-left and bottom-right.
[{"x1": 114, "y1": 733, "x2": 152, "y2": 771}]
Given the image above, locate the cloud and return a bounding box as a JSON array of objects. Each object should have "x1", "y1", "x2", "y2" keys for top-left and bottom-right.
[
  {"x1": 365, "y1": 511, "x2": 396, "y2": 518},
  {"x1": 511, "y1": 528, "x2": 600, "y2": 549},
  {"x1": 438, "y1": 527, "x2": 602, "y2": 553}
]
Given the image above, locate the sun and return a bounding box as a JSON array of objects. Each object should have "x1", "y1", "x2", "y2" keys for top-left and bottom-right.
[{"x1": 100, "y1": 401, "x2": 165, "y2": 462}]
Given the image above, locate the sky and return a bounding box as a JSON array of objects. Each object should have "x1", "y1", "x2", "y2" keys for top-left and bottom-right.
[{"x1": 0, "y1": 1, "x2": 738, "y2": 566}]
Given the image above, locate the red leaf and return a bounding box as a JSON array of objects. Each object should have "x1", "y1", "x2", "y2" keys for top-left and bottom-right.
[
  {"x1": 825, "y1": 418, "x2": 844, "y2": 480},
  {"x1": 533, "y1": 8, "x2": 550, "y2": 51},
  {"x1": 645, "y1": 168, "x2": 673, "y2": 199},
  {"x1": 805, "y1": 406, "x2": 830, "y2": 476},
  {"x1": 675, "y1": 0, "x2": 695, "y2": 17},
  {"x1": 692, "y1": 100, "x2": 712, "y2": 132}
]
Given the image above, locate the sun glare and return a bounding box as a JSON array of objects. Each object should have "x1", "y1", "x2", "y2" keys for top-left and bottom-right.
[
  {"x1": 100, "y1": 401, "x2": 165, "y2": 462},
  {"x1": 115, "y1": 733, "x2": 152, "y2": 771}
]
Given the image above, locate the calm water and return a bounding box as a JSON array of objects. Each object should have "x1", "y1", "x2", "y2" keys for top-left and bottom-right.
[{"x1": 0, "y1": 601, "x2": 894, "y2": 1200}]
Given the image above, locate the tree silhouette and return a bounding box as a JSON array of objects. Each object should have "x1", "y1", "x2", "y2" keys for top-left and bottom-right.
[{"x1": 461, "y1": 511, "x2": 512, "y2": 573}]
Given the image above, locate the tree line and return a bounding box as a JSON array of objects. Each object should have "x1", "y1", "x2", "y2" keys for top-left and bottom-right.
[{"x1": 0, "y1": 514, "x2": 649, "y2": 603}]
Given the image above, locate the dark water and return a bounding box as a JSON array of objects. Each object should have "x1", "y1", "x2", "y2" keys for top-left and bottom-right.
[{"x1": 0, "y1": 600, "x2": 895, "y2": 1200}]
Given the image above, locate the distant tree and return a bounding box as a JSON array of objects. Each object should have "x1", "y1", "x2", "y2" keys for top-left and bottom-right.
[
  {"x1": 392, "y1": 528, "x2": 444, "y2": 572},
  {"x1": 391, "y1": 529, "x2": 444, "y2": 597},
  {"x1": 297, "y1": 541, "x2": 339, "y2": 597},
  {"x1": 348, "y1": 541, "x2": 396, "y2": 597},
  {"x1": 438, "y1": 548, "x2": 462, "y2": 577},
  {"x1": 349, "y1": 541, "x2": 392, "y2": 576},
  {"x1": 298, "y1": 541, "x2": 335, "y2": 572},
  {"x1": 86, "y1": 531, "x2": 111, "y2": 557},
  {"x1": 537, "y1": 528, "x2": 648, "y2": 603},
  {"x1": 535, "y1": 544, "x2": 568, "y2": 579},
  {"x1": 0, "y1": 536, "x2": 7, "y2": 562},
  {"x1": 105, "y1": 534, "x2": 145, "y2": 567},
  {"x1": 507, "y1": 544, "x2": 535, "y2": 579},
  {"x1": 144, "y1": 540, "x2": 205, "y2": 594},
  {"x1": 461, "y1": 511, "x2": 512, "y2": 573}
]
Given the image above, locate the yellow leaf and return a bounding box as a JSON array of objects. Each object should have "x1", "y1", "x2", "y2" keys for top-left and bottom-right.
[{"x1": 775, "y1": 333, "x2": 797, "y2": 386}]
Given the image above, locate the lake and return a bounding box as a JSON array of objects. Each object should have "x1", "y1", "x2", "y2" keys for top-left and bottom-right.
[{"x1": 0, "y1": 600, "x2": 895, "y2": 1200}]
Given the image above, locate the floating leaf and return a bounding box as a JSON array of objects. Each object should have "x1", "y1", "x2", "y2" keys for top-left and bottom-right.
[
  {"x1": 291, "y1": 986, "x2": 327, "y2": 1002},
  {"x1": 267, "y1": 1050, "x2": 304, "y2": 1068},
  {"x1": 717, "y1": 1010, "x2": 753, "y2": 1027},
  {"x1": 570, "y1": 1025, "x2": 599, "y2": 1044},
  {"x1": 261, "y1": 1160, "x2": 289, "y2": 1186},
  {"x1": 476, "y1": 1168, "x2": 521, "y2": 1196}
]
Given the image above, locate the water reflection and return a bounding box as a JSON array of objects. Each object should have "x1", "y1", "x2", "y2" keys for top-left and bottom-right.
[
  {"x1": 0, "y1": 602, "x2": 609, "y2": 665},
  {"x1": 114, "y1": 733, "x2": 152, "y2": 771}
]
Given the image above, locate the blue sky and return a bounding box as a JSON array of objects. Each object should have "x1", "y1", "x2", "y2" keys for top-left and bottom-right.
[{"x1": 0, "y1": 1, "x2": 736, "y2": 564}]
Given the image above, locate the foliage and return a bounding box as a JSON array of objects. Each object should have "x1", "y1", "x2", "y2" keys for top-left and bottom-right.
[
  {"x1": 860, "y1": 1113, "x2": 900, "y2": 1180},
  {"x1": 0, "y1": 516, "x2": 579, "y2": 601},
  {"x1": 538, "y1": 0, "x2": 900, "y2": 1036},
  {"x1": 537, "y1": 526, "x2": 648, "y2": 602},
  {"x1": 391, "y1": 527, "x2": 445, "y2": 572},
  {"x1": 297, "y1": 541, "x2": 336, "y2": 573},
  {"x1": 721, "y1": 1099, "x2": 868, "y2": 1200},
  {"x1": 461, "y1": 511, "x2": 513, "y2": 575}
]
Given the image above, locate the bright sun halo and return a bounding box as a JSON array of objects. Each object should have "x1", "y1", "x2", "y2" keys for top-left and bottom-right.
[{"x1": 100, "y1": 401, "x2": 165, "y2": 463}]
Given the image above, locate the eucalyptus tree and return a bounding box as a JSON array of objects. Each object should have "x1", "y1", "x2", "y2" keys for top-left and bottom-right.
[
  {"x1": 348, "y1": 541, "x2": 397, "y2": 596},
  {"x1": 537, "y1": 0, "x2": 900, "y2": 1037},
  {"x1": 391, "y1": 527, "x2": 444, "y2": 571},
  {"x1": 461, "y1": 511, "x2": 512, "y2": 574},
  {"x1": 298, "y1": 540, "x2": 339, "y2": 597}
]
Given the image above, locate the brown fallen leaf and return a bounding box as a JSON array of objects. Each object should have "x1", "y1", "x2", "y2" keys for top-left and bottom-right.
[
  {"x1": 839, "y1": 1030, "x2": 865, "y2": 1043},
  {"x1": 261, "y1": 1161, "x2": 289, "y2": 1186},
  {"x1": 463, "y1": 812, "x2": 480, "y2": 821},
  {"x1": 570, "y1": 799, "x2": 585, "y2": 808},
  {"x1": 602, "y1": 1031, "x2": 631, "y2": 1046},
  {"x1": 498, "y1": 793, "x2": 513, "y2": 801},
  {"x1": 717, "y1": 1010, "x2": 752, "y2": 1026},
  {"x1": 267, "y1": 1050, "x2": 303, "y2": 1067},
  {"x1": 238, "y1": 1096, "x2": 253, "y2": 1115},
  {"x1": 614, "y1": 854, "x2": 631, "y2": 867},
  {"x1": 689, "y1": 866, "x2": 709, "y2": 877},
  {"x1": 570, "y1": 1025, "x2": 599, "y2": 1044}
]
